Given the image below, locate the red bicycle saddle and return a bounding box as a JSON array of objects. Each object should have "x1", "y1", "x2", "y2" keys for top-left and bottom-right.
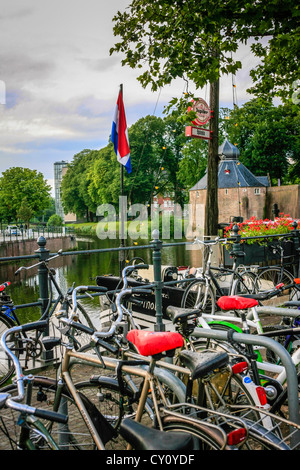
[
  {"x1": 127, "y1": 329, "x2": 183, "y2": 357},
  {"x1": 217, "y1": 295, "x2": 259, "y2": 311}
]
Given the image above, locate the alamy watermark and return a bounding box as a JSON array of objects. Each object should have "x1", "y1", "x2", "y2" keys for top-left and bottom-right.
[
  {"x1": 0, "y1": 80, "x2": 6, "y2": 105},
  {"x1": 95, "y1": 196, "x2": 204, "y2": 246}
]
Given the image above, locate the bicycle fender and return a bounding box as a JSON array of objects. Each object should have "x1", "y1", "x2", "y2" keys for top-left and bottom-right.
[
  {"x1": 139, "y1": 364, "x2": 186, "y2": 403},
  {"x1": 208, "y1": 321, "x2": 243, "y2": 333},
  {"x1": 208, "y1": 321, "x2": 264, "y2": 369}
]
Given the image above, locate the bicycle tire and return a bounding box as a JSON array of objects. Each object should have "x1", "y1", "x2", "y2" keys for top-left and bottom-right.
[
  {"x1": 256, "y1": 267, "x2": 295, "y2": 306},
  {"x1": 0, "y1": 312, "x2": 18, "y2": 386},
  {"x1": 181, "y1": 279, "x2": 216, "y2": 315},
  {"x1": 0, "y1": 376, "x2": 129, "y2": 450},
  {"x1": 232, "y1": 271, "x2": 257, "y2": 296}
]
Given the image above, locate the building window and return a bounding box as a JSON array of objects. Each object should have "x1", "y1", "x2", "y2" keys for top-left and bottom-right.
[
  {"x1": 225, "y1": 189, "x2": 228, "y2": 195},
  {"x1": 196, "y1": 191, "x2": 199, "y2": 198},
  {"x1": 254, "y1": 188, "x2": 261, "y2": 195}
]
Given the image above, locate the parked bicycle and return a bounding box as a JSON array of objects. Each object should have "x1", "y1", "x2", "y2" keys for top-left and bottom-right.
[
  {"x1": 0, "y1": 251, "x2": 108, "y2": 386},
  {"x1": 180, "y1": 237, "x2": 256, "y2": 314},
  {"x1": 0, "y1": 284, "x2": 252, "y2": 450},
  {"x1": 254, "y1": 240, "x2": 298, "y2": 306}
]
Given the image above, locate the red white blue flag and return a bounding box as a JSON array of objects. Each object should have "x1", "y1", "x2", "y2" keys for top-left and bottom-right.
[{"x1": 111, "y1": 90, "x2": 131, "y2": 174}]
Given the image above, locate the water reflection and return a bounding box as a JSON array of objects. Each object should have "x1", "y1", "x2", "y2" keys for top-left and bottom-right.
[{"x1": 0, "y1": 236, "x2": 204, "y2": 323}]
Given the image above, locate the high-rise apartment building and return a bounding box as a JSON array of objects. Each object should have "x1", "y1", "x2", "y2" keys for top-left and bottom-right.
[{"x1": 54, "y1": 161, "x2": 68, "y2": 219}]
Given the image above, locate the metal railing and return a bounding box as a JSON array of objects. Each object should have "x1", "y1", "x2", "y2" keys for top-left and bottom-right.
[
  {"x1": 0, "y1": 222, "x2": 299, "y2": 328},
  {"x1": 0, "y1": 225, "x2": 75, "y2": 243}
]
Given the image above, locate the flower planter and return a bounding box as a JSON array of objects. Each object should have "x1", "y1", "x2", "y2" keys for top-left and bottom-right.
[{"x1": 222, "y1": 215, "x2": 298, "y2": 268}]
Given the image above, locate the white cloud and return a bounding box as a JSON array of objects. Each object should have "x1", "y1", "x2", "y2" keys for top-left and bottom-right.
[{"x1": 0, "y1": 0, "x2": 263, "y2": 184}]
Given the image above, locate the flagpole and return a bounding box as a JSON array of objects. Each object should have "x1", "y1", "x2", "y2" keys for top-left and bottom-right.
[{"x1": 119, "y1": 83, "x2": 126, "y2": 276}]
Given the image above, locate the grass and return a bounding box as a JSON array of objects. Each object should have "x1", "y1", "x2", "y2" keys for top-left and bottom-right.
[{"x1": 66, "y1": 216, "x2": 188, "y2": 241}]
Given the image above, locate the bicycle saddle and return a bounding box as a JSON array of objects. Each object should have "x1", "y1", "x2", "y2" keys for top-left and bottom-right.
[
  {"x1": 119, "y1": 418, "x2": 194, "y2": 450},
  {"x1": 166, "y1": 305, "x2": 200, "y2": 324},
  {"x1": 228, "y1": 251, "x2": 245, "y2": 258},
  {"x1": 127, "y1": 329, "x2": 183, "y2": 357},
  {"x1": 217, "y1": 295, "x2": 258, "y2": 311},
  {"x1": 179, "y1": 350, "x2": 229, "y2": 381}
]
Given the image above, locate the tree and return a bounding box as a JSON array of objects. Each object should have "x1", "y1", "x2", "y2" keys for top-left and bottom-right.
[
  {"x1": 0, "y1": 167, "x2": 52, "y2": 223},
  {"x1": 110, "y1": 0, "x2": 299, "y2": 234},
  {"x1": 61, "y1": 150, "x2": 98, "y2": 220},
  {"x1": 87, "y1": 115, "x2": 193, "y2": 211},
  {"x1": 87, "y1": 144, "x2": 120, "y2": 207},
  {"x1": 17, "y1": 197, "x2": 33, "y2": 227},
  {"x1": 225, "y1": 99, "x2": 300, "y2": 184},
  {"x1": 177, "y1": 139, "x2": 208, "y2": 201}
]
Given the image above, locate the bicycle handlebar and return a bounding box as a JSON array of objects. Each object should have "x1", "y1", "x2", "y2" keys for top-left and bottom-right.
[
  {"x1": 0, "y1": 320, "x2": 68, "y2": 425},
  {"x1": 14, "y1": 250, "x2": 63, "y2": 275},
  {"x1": 0, "y1": 320, "x2": 49, "y2": 403},
  {"x1": 122, "y1": 264, "x2": 149, "y2": 289},
  {"x1": 66, "y1": 264, "x2": 152, "y2": 341},
  {"x1": 194, "y1": 236, "x2": 220, "y2": 246}
]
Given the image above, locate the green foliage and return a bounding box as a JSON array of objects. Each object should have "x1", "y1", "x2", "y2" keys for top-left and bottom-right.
[
  {"x1": 225, "y1": 99, "x2": 300, "y2": 184},
  {"x1": 110, "y1": 0, "x2": 299, "y2": 102},
  {"x1": 61, "y1": 149, "x2": 99, "y2": 220},
  {"x1": 0, "y1": 167, "x2": 52, "y2": 223},
  {"x1": 17, "y1": 197, "x2": 33, "y2": 225},
  {"x1": 47, "y1": 214, "x2": 63, "y2": 227},
  {"x1": 63, "y1": 115, "x2": 203, "y2": 217}
]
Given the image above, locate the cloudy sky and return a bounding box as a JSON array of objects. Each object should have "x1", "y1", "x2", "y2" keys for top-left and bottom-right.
[{"x1": 0, "y1": 0, "x2": 261, "y2": 196}]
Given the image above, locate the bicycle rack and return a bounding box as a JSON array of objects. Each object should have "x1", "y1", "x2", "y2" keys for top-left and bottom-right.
[
  {"x1": 255, "y1": 306, "x2": 300, "y2": 319},
  {"x1": 192, "y1": 327, "x2": 300, "y2": 448}
]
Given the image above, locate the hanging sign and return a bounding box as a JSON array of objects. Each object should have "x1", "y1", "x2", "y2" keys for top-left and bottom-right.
[
  {"x1": 188, "y1": 98, "x2": 212, "y2": 126},
  {"x1": 185, "y1": 126, "x2": 212, "y2": 140}
]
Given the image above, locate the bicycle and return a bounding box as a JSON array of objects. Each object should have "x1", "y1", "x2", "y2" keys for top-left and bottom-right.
[
  {"x1": 0, "y1": 319, "x2": 200, "y2": 452},
  {"x1": 94, "y1": 263, "x2": 300, "y2": 424},
  {"x1": 0, "y1": 251, "x2": 108, "y2": 386},
  {"x1": 253, "y1": 239, "x2": 298, "y2": 306},
  {"x1": 0, "y1": 320, "x2": 70, "y2": 450},
  {"x1": 57, "y1": 271, "x2": 300, "y2": 450},
  {"x1": 0, "y1": 287, "x2": 252, "y2": 450},
  {"x1": 180, "y1": 237, "x2": 256, "y2": 314}
]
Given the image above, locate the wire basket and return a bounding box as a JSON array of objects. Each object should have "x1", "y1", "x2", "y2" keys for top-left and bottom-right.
[
  {"x1": 162, "y1": 403, "x2": 249, "y2": 449},
  {"x1": 226, "y1": 404, "x2": 300, "y2": 450}
]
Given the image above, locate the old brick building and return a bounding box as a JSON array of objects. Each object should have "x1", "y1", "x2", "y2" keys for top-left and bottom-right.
[{"x1": 189, "y1": 139, "x2": 300, "y2": 234}]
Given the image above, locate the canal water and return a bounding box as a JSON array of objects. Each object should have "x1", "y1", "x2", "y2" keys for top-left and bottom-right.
[{"x1": 0, "y1": 235, "x2": 204, "y2": 324}]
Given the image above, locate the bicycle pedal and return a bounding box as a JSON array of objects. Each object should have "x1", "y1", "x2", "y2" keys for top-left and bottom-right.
[{"x1": 42, "y1": 336, "x2": 61, "y2": 350}]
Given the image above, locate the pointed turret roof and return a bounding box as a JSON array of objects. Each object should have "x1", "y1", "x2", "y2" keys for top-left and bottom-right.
[{"x1": 189, "y1": 139, "x2": 270, "y2": 191}]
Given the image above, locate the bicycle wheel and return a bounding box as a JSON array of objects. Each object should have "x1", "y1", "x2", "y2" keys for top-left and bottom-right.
[
  {"x1": 181, "y1": 279, "x2": 216, "y2": 315},
  {"x1": 232, "y1": 271, "x2": 257, "y2": 296},
  {"x1": 256, "y1": 267, "x2": 295, "y2": 306},
  {"x1": 0, "y1": 312, "x2": 19, "y2": 386},
  {"x1": 0, "y1": 376, "x2": 128, "y2": 450}
]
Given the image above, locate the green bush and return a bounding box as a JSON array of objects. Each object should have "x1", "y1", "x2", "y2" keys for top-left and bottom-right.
[{"x1": 47, "y1": 214, "x2": 63, "y2": 227}]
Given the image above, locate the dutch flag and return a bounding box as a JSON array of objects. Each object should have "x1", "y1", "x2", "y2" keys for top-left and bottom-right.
[{"x1": 111, "y1": 89, "x2": 131, "y2": 174}]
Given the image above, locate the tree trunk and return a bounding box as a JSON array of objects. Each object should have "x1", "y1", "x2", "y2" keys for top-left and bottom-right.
[{"x1": 205, "y1": 78, "x2": 219, "y2": 236}]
